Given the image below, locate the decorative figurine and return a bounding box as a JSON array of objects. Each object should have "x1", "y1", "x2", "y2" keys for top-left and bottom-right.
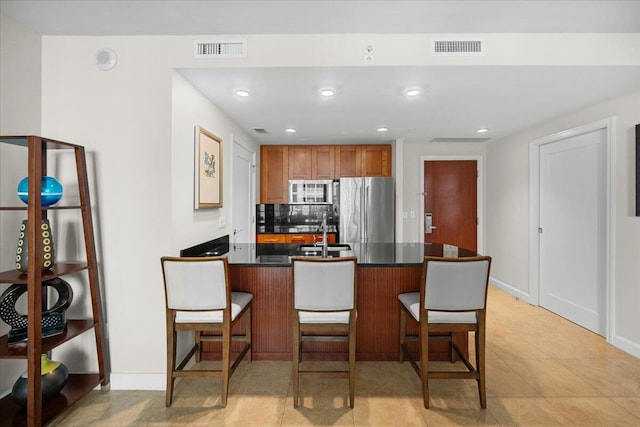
[
  {"x1": 15, "y1": 219, "x2": 55, "y2": 272},
  {"x1": 15, "y1": 176, "x2": 62, "y2": 272},
  {"x1": 0, "y1": 278, "x2": 73, "y2": 343},
  {"x1": 17, "y1": 176, "x2": 63, "y2": 206},
  {"x1": 11, "y1": 354, "x2": 69, "y2": 408}
]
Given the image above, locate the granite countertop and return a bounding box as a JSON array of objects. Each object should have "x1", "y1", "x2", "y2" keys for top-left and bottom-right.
[{"x1": 224, "y1": 242, "x2": 477, "y2": 266}]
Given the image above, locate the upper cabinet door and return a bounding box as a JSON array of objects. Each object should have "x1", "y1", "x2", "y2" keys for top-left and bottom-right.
[
  {"x1": 335, "y1": 145, "x2": 362, "y2": 178},
  {"x1": 288, "y1": 146, "x2": 312, "y2": 179},
  {"x1": 260, "y1": 145, "x2": 289, "y2": 203},
  {"x1": 311, "y1": 145, "x2": 335, "y2": 179},
  {"x1": 361, "y1": 145, "x2": 392, "y2": 177}
]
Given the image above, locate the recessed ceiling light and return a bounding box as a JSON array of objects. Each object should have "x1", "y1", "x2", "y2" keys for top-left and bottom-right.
[
  {"x1": 320, "y1": 88, "x2": 335, "y2": 97},
  {"x1": 406, "y1": 88, "x2": 421, "y2": 97},
  {"x1": 476, "y1": 128, "x2": 489, "y2": 133},
  {"x1": 285, "y1": 128, "x2": 297, "y2": 133},
  {"x1": 377, "y1": 127, "x2": 389, "y2": 132},
  {"x1": 235, "y1": 89, "x2": 250, "y2": 97}
]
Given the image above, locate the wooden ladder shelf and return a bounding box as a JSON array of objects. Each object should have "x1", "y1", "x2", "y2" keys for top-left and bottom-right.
[{"x1": 0, "y1": 135, "x2": 110, "y2": 427}]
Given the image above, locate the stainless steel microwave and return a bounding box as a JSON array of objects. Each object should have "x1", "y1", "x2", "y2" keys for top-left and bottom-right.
[{"x1": 288, "y1": 180, "x2": 335, "y2": 204}]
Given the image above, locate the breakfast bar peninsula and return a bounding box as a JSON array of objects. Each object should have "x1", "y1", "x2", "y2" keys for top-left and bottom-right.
[{"x1": 181, "y1": 240, "x2": 477, "y2": 362}]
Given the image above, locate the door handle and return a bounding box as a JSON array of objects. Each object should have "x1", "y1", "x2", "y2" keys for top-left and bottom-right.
[{"x1": 424, "y1": 213, "x2": 437, "y2": 234}]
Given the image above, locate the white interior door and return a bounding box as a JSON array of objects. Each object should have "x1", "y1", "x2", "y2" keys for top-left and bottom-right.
[
  {"x1": 539, "y1": 128, "x2": 607, "y2": 335},
  {"x1": 232, "y1": 140, "x2": 255, "y2": 243}
]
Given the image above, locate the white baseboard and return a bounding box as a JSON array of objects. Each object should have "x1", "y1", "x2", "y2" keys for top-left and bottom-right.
[
  {"x1": 489, "y1": 276, "x2": 533, "y2": 304},
  {"x1": 610, "y1": 335, "x2": 640, "y2": 359},
  {"x1": 109, "y1": 373, "x2": 166, "y2": 390}
]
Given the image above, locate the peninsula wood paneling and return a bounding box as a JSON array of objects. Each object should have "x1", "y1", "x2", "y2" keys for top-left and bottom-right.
[{"x1": 202, "y1": 265, "x2": 467, "y2": 362}]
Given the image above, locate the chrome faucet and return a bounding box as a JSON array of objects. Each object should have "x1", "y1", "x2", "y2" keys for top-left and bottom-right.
[{"x1": 320, "y1": 212, "x2": 328, "y2": 257}]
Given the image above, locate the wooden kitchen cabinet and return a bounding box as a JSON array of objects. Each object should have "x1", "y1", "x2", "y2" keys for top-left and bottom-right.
[
  {"x1": 257, "y1": 234, "x2": 337, "y2": 244},
  {"x1": 285, "y1": 233, "x2": 336, "y2": 244},
  {"x1": 311, "y1": 145, "x2": 335, "y2": 179},
  {"x1": 256, "y1": 234, "x2": 287, "y2": 243},
  {"x1": 260, "y1": 144, "x2": 392, "y2": 202},
  {"x1": 286, "y1": 234, "x2": 310, "y2": 244},
  {"x1": 260, "y1": 145, "x2": 289, "y2": 203},
  {"x1": 335, "y1": 144, "x2": 391, "y2": 178},
  {"x1": 361, "y1": 144, "x2": 392, "y2": 176},
  {"x1": 334, "y1": 145, "x2": 362, "y2": 178},
  {"x1": 288, "y1": 146, "x2": 312, "y2": 179}
]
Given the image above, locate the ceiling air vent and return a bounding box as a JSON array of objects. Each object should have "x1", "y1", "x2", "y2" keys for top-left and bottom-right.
[
  {"x1": 431, "y1": 38, "x2": 485, "y2": 56},
  {"x1": 194, "y1": 40, "x2": 247, "y2": 58},
  {"x1": 253, "y1": 128, "x2": 269, "y2": 134}
]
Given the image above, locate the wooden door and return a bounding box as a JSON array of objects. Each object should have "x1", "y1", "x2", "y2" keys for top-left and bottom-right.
[
  {"x1": 423, "y1": 160, "x2": 477, "y2": 251},
  {"x1": 311, "y1": 145, "x2": 335, "y2": 179},
  {"x1": 288, "y1": 146, "x2": 311, "y2": 179},
  {"x1": 335, "y1": 145, "x2": 362, "y2": 177},
  {"x1": 260, "y1": 145, "x2": 288, "y2": 203},
  {"x1": 361, "y1": 145, "x2": 391, "y2": 176}
]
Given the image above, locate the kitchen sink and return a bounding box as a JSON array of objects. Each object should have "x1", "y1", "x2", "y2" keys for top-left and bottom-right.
[{"x1": 297, "y1": 243, "x2": 351, "y2": 252}]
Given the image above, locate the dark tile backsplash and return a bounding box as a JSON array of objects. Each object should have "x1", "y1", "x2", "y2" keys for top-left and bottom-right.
[{"x1": 257, "y1": 204, "x2": 337, "y2": 233}]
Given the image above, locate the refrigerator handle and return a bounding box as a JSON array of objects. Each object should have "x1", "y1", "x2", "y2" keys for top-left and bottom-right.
[
  {"x1": 360, "y1": 185, "x2": 365, "y2": 243},
  {"x1": 364, "y1": 185, "x2": 369, "y2": 243}
]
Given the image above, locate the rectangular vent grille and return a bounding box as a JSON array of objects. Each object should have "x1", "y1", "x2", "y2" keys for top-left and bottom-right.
[
  {"x1": 194, "y1": 40, "x2": 247, "y2": 58},
  {"x1": 431, "y1": 38, "x2": 484, "y2": 56},
  {"x1": 254, "y1": 128, "x2": 268, "y2": 134}
]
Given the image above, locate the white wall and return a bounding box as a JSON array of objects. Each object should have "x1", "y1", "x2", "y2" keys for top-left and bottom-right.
[
  {"x1": 0, "y1": 15, "x2": 42, "y2": 398},
  {"x1": 171, "y1": 72, "x2": 258, "y2": 251},
  {"x1": 0, "y1": 31, "x2": 259, "y2": 391},
  {"x1": 486, "y1": 90, "x2": 640, "y2": 357},
  {"x1": 0, "y1": 15, "x2": 41, "y2": 135}
]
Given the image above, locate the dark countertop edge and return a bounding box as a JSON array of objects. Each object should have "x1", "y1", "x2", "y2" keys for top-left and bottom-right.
[{"x1": 228, "y1": 262, "x2": 422, "y2": 268}]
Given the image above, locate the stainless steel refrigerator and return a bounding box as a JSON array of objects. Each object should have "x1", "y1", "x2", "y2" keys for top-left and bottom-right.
[{"x1": 338, "y1": 177, "x2": 395, "y2": 243}]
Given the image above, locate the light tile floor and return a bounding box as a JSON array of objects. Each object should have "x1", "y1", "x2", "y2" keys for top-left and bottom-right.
[{"x1": 52, "y1": 287, "x2": 640, "y2": 426}]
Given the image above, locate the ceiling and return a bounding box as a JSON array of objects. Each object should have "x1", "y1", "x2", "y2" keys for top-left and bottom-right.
[{"x1": 2, "y1": 1, "x2": 640, "y2": 144}]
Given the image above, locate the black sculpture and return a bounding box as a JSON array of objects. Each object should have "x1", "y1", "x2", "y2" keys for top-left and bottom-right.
[{"x1": 0, "y1": 278, "x2": 73, "y2": 343}]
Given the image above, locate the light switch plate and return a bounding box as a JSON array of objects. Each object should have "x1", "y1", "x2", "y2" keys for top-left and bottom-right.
[{"x1": 218, "y1": 216, "x2": 226, "y2": 229}]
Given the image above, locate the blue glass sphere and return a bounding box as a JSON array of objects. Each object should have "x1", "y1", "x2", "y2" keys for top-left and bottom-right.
[{"x1": 17, "y1": 176, "x2": 63, "y2": 207}]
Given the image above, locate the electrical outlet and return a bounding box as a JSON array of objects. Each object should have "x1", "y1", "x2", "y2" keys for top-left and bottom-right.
[{"x1": 218, "y1": 216, "x2": 226, "y2": 229}]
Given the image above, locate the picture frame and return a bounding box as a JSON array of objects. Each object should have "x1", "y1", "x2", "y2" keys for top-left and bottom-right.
[{"x1": 195, "y1": 125, "x2": 223, "y2": 209}]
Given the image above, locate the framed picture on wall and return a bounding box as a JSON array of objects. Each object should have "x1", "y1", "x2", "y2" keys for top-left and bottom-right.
[{"x1": 195, "y1": 125, "x2": 223, "y2": 209}]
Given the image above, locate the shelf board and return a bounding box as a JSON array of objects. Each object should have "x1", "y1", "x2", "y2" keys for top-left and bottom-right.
[
  {"x1": 0, "y1": 205, "x2": 84, "y2": 211},
  {"x1": 0, "y1": 263, "x2": 88, "y2": 284},
  {"x1": 0, "y1": 319, "x2": 96, "y2": 359},
  {"x1": 0, "y1": 373, "x2": 102, "y2": 427},
  {"x1": 0, "y1": 135, "x2": 80, "y2": 150}
]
